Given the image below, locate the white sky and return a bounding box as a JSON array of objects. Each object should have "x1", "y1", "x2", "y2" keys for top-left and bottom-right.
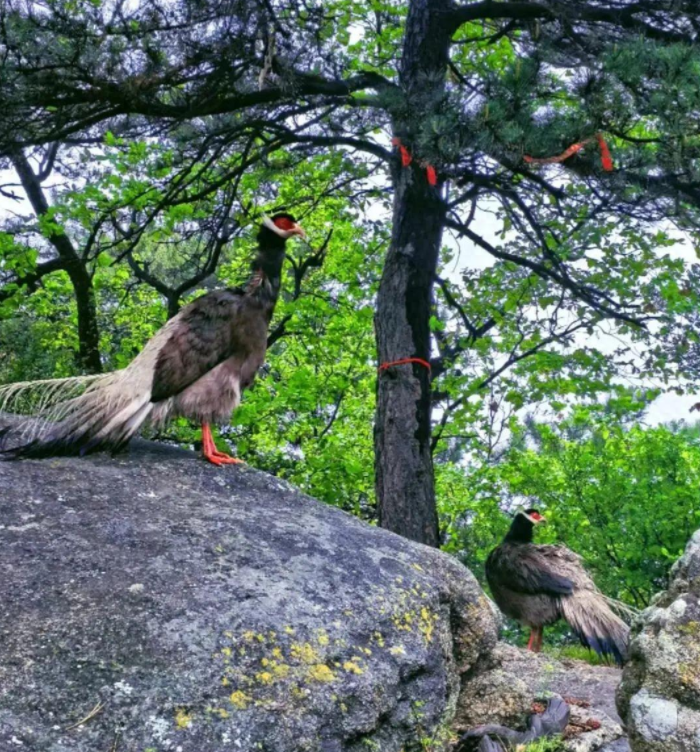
[{"x1": 444, "y1": 202, "x2": 698, "y2": 426}]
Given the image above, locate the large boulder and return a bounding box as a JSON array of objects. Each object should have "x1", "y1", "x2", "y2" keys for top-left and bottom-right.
[
  {"x1": 618, "y1": 529, "x2": 700, "y2": 752},
  {"x1": 0, "y1": 439, "x2": 498, "y2": 752}
]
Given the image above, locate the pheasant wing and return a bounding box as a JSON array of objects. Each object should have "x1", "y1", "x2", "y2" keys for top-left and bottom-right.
[
  {"x1": 151, "y1": 289, "x2": 246, "y2": 402},
  {"x1": 487, "y1": 544, "x2": 575, "y2": 596}
]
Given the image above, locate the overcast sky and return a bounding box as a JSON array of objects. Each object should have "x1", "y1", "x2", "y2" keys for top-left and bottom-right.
[{"x1": 442, "y1": 201, "x2": 698, "y2": 427}]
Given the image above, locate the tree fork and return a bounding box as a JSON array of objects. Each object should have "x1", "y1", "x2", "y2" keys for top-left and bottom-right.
[
  {"x1": 374, "y1": 0, "x2": 452, "y2": 546},
  {"x1": 10, "y1": 150, "x2": 103, "y2": 375}
]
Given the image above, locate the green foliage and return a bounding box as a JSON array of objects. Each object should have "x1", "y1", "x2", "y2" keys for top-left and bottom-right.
[
  {"x1": 442, "y1": 397, "x2": 700, "y2": 610},
  {"x1": 519, "y1": 738, "x2": 566, "y2": 752},
  {"x1": 543, "y1": 644, "x2": 610, "y2": 667}
]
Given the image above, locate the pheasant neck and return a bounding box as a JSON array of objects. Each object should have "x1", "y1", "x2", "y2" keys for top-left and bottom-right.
[
  {"x1": 504, "y1": 514, "x2": 535, "y2": 544},
  {"x1": 246, "y1": 244, "x2": 285, "y2": 306}
]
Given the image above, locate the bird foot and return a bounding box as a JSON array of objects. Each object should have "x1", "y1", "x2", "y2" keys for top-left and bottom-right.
[
  {"x1": 203, "y1": 449, "x2": 244, "y2": 466},
  {"x1": 200, "y1": 423, "x2": 244, "y2": 466}
]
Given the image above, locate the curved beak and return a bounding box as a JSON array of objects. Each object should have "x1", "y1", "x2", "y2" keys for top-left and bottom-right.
[{"x1": 290, "y1": 223, "x2": 306, "y2": 239}]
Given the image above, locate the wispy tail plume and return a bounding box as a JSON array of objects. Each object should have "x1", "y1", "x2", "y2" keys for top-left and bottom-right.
[
  {"x1": 561, "y1": 592, "x2": 630, "y2": 666},
  {"x1": 0, "y1": 371, "x2": 152, "y2": 459}
]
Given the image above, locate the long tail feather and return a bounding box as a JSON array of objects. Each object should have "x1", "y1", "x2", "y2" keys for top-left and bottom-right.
[
  {"x1": 0, "y1": 375, "x2": 104, "y2": 418},
  {"x1": 601, "y1": 594, "x2": 638, "y2": 619},
  {"x1": 561, "y1": 592, "x2": 630, "y2": 666},
  {"x1": 0, "y1": 370, "x2": 153, "y2": 459}
]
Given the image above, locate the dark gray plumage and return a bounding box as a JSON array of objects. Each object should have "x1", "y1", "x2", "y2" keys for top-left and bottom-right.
[
  {"x1": 459, "y1": 697, "x2": 570, "y2": 752},
  {"x1": 486, "y1": 509, "x2": 630, "y2": 665},
  {"x1": 0, "y1": 213, "x2": 305, "y2": 465}
]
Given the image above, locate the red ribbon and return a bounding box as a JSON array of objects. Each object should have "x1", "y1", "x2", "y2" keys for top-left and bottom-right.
[
  {"x1": 391, "y1": 137, "x2": 439, "y2": 184},
  {"x1": 378, "y1": 357, "x2": 432, "y2": 373},
  {"x1": 524, "y1": 133, "x2": 613, "y2": 171},
  {"x1": 597, "y1": 133, "x2": 614, "y2": 172},
  {"x1": 391, "y1": 137, "x2": 413, "y2": 167}
]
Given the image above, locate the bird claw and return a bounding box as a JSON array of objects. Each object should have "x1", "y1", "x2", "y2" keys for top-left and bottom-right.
[
  {"x1": 201, "y1": 423, "x2": 244, "y2": 467},
  {"x1": 204, "y1": 451, "x2": 244, "y2": 466}
]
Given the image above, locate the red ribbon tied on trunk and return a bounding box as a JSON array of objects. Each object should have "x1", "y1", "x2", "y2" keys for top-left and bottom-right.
[
  {"x1": 378, "y1": 357, "x2": 432, "y2": 374},
  {"x1": 391, "y1": 137, "x2": 413, "y2": 167},
  {"x1": 391, "y1": 137, "x2": 439, "y2": 185}
]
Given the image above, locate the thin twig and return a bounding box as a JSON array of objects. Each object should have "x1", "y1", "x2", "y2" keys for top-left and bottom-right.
[{"x1": 64, "y1": 701, "x2": 105, "y2": 731}]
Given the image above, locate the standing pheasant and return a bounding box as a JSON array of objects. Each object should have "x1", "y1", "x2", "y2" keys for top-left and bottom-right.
[
  {"x1": 486, "y1": 508, "x2": 630, "y2": 664},
  {"x1": 0, "y1": 213, "x2": 305, "y2": 465}
]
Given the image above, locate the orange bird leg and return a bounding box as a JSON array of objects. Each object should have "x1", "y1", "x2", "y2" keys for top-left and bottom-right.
[
  {"x1": 527, "y1": 631, "x2": 535, "y2": 651},
  {"x1": 201, "y1": 423, "x2": 244, "y2": 466},
  {"x1": 533, "y1": 627, "x2": 544, "y2": 653}
]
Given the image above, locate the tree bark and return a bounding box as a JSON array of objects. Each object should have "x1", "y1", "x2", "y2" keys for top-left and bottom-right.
[
  {"x1": 374, "y1": 0, "x2": 452, "y2": 547},
  {"x1": 64, "y1": 260, "x2": 103, "y2": 374},
  {"x1": 10, "y1": 151, "x2": 103, "y2": 374}
]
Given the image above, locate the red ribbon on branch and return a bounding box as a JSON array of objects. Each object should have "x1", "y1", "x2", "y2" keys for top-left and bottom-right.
[{"x1": 524, "y1": 133, "x2": 614, "y2": 172}]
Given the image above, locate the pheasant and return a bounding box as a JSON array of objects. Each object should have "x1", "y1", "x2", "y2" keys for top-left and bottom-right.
[{"x1": 0, "y1": 213, "x2": 304, "y2": 465}]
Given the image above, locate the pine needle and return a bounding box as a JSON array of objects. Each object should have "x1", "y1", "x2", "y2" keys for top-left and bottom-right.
[{"x1": 64, "y1": 700, "x2": 104, "y2": 731}]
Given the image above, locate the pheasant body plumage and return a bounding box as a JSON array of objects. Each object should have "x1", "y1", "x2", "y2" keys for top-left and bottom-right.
[{"x1": 486, "y1": 509, "x2": 631, "y2": 665}]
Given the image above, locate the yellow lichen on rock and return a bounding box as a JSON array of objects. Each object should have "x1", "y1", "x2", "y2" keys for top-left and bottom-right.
[
  {"x1": 306, "y1": 664, "x2": 337, "y2": 683},
  {"x1": 174, "y1": 708, "x2": 193, "y2": 729},
  {"x1": 317, "y1": 630, "x2": 330, "y2": 646},
  {"x1": 343, "y1": 658, "x2": 365, "y2": 675},
  {"x1": 210, "y1": 707, "x2": 230, "y2": 719},
  {"x1": 229, "y1": 690, "x2": 252, "y2": 709},
  {"x1": 419, "y1": 606, "x2": 438, "y2": 644},
  {"x1": 272, "y1": 663, "x2": 291, "y2": 679},
  {"x1": 290, "y1": 642, "x2": 321, "y2": 664}
]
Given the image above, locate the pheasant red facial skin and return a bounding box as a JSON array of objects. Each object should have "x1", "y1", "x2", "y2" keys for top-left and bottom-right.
[
  {"x1": 273, "y1": 216, "x2": 296, "y2": 231},
  {"x1": 486, "y1": 508, "x2": 630, "y2": 665},
  {"x1": 0, "y1": 213, "x2": 304, "y2": 466}
]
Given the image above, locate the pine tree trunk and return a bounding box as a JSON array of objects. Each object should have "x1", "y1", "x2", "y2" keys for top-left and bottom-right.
[{"x1": 374, "y1": 0, "x2": 452, "y2": 547}]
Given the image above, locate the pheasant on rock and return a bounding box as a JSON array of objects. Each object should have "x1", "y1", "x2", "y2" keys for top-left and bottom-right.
[
  {"x1": 486, "y1": 509, "x2": 630, "y2": 665},
  {"x1": 0, "y1": 213, "x2": 305, "y2": 465}
]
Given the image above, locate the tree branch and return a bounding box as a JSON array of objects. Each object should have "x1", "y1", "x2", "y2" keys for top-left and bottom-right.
[{"x1": 450, "y1": 2, "x2": 694, "y2": 44}]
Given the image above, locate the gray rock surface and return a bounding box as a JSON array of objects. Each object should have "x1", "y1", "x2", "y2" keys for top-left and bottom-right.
[
  {"x1": 0, "y1": 439, "x2": 498, "y2": 752},
  {"x1": 455, "y1": 643, "x2": 627, "y2": 752},
  {"x1": 618, "y1": 529, "x2": 700, "y2": 752}
]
